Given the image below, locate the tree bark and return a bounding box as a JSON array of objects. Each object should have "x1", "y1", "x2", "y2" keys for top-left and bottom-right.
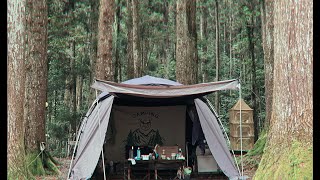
[
  {"x1": 24, "y1": 0, "x2": 48, "y2": 152},
  {"x1": 96, "y1": 0, "x2": 115, "y2": 81},
  {"x1": 254, "y1": 0, "x2": 313, "y2": 178},
  {"x1": 132, "y1": 0, "x2": 142, "y2": 77},
  {"x1": 175, "y1": 0, "x2": 198, "y2": 85},
  {"x1": 8, "y1": 0, "x2": 29, "y2": 177}
]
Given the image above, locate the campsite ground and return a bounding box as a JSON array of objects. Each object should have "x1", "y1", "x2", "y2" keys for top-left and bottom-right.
[{"x1": 36, "y1": 157, "x2": 258, "y2": 180}]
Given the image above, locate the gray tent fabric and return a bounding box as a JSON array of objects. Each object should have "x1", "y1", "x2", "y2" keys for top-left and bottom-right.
[
  {"x1": 91, "y1": 79, "x2": 239, "y2": 98},
  {"x1": 122, "y1": 75, "x2": 182, "y2": 86},
  {"x1": 195, "y1": 99, "x2": 240, "y2": 179},
  {"x1": 68, "y1": 76, "x2": 241, "y2": 179},
  {"x1": 70, "y1": 96, "x2": 114, "y2": 180}
]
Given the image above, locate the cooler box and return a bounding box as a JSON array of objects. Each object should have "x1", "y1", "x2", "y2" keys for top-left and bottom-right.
[{"x1": 196, "y1": 155, "x2": 219, "y2": 173}]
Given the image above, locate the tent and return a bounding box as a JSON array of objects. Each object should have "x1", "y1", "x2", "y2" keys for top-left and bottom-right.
[{"x1": 68, "y1": 75, "x2": 243, "y2": 180}]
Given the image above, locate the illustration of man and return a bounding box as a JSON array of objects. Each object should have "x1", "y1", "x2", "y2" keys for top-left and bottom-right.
[{"x1": 125, "y1": 115, "x2": 164, "y2": 146}]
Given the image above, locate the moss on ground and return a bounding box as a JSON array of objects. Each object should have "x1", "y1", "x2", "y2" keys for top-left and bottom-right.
[
  {"x1": 27, "y1": 152, "x2": 46, "y2": 176},
  {"x1": 254, "y1": 140, "x2": 313, "y2": 179}
]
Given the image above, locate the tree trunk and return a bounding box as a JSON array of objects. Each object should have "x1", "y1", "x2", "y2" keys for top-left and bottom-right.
[
  {"x1": 126, "y1": 0, "x2": 134, "y2": 79},
  {"x1": 24, "y1": 0, "x2": 60, "y2": 175},
  {"x1": 214, "y1": 0, "x2": 220, "y2": 113},
  {"x1": 246, "y1": 13, "x2": 259, "y2": 141},
  {"x1": 96, "y1": 0, "x2": 114, "y2": 81},
  {"x1": 24, "y1": 0, "x2": 48, "y2": 153},
  {"x1": 164, "y1": 0, "x2": 170, "y2": 79},
  {"x1": 132, "y1": 0, "x2": 142, "y2": 77},
  {"x1": 88, "y1": 0, "x2": 99, "y2": 104},
  {"x1": 76, "y1": 75, "x2": 83, "y2": 112},
  {"x1": 200, "y1": 0, "x2": 208, "y2": 83},
  {"x1": 71, "y1": 40, "x2": 77, "y2": 132},
  {"x1": 254, "y1": 0, "x2": 313, "y2": 179},
  {"x1": 114, "y1": 1, "x2": 121, "y2": 82},
  {"x1": 175, "y1": 0, "x2": 198, "y2": 85},
  {"x1": 260, "y1": 0, "x2": 274, "y2": 129},
  {"x1": 8, "y1": 0, "x2": 30, "y2": 178}
]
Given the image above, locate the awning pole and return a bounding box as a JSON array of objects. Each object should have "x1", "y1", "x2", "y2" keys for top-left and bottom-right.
[
  {"x1": 204, "y1": 97, "x2": 241, "y2": 176},
  {"x1": 239, "y1": 83, "x2": 244, "y2": 177},
  {"x1": 96, "y1": 90, "x2": 107, "y2": 180}
]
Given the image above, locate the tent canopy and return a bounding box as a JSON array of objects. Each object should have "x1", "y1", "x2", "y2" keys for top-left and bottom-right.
[
  {"x1": 91, "y1": 77, "x2": 239, "y2": 99},
  {"x1": 69, "y1": 76, "x2": 241, "y2": 180}
]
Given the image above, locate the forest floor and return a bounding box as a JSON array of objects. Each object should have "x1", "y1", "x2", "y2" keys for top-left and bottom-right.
[{"x1": 35, "y1": 156, "x2": 259, "y2": 180}]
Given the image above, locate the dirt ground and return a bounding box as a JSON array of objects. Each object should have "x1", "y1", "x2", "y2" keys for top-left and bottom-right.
[{"x1": 36, "y1": 157, "x2": 257, "y2": 180}]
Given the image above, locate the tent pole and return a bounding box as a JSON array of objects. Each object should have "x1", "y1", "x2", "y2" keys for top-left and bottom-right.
[
  {"x1": 239, "y1": 83, "x2": 244, "y2": 177},
  {"x1": 67, "y1": 115, "x2": 88, "y2": 179},
  {"x1": 96, "y1": 90, "x2": 107, "y2": 180},
  {"x1": 204, "y1": 97, "x2": 241, "y2": 176}
]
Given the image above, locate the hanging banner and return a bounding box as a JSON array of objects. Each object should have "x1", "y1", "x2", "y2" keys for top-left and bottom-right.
[{"x1": 105, "y1": 105, "x2": 186, "y2": 161}]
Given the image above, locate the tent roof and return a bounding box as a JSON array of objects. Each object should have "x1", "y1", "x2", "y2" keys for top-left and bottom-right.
[
  {"x1": 230, "y1": 98, "x2": 253, "y2": 111},
  {"x1": 91, "y1": 77, "x2": 239, "y2": 99},
  {"x1": 122, "y1": 75, "x2": 182, "y2": 86}
]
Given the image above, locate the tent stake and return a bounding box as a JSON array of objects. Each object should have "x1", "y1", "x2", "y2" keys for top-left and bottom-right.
[{"x1": 204, "y1": 97, "x2": 241, "y2": 176}]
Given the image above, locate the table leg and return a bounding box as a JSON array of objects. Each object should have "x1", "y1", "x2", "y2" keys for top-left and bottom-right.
[
  {"x1": 128, "y1": 167, "x2": 131, "y2": 180},
  {"x1": 155, "y1": 169, "x2": 157, "y2": 180}
]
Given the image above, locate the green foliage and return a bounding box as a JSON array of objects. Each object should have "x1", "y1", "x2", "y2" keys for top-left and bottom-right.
[{"x1": 46, "y1": 0, "x2": 266, "y2": 158}]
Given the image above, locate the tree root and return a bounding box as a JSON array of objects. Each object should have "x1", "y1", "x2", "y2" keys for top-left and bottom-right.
[{"x1": 26, "y1": 149, "x2": 61, "y2": 176}]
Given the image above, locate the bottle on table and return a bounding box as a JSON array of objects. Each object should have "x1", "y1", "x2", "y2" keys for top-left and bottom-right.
[
  {"x1": 137, "y1": 147, "x2": 141, "y2": 160},
  {"x1": 129, "y1": 146, "x2": 134, "y2": 159}
]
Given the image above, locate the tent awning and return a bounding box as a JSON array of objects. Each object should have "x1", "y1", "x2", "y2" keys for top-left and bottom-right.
[{"x1": 91, "y1": 79, "x2": 240, "y2": 98}]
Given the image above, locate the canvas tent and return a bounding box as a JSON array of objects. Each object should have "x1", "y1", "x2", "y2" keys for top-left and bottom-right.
[{"x1": 68, "y1": 75, "x2": 243, "y2": 180}]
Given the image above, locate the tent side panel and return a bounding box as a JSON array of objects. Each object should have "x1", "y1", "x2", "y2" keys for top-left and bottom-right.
[
  {"x1": 195, "y1": 99, "x2": 240, "y2": 179},
  {"x1": 70, "y1": 96, "x2": 114, "y2": 179}
]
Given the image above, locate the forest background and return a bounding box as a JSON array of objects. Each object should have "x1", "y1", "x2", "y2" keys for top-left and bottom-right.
[{"x1": 7, "y1": 0, "x2": 312, "y2": 179}]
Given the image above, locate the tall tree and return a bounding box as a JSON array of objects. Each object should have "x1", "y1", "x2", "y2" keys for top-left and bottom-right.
[
  {"x1": 24, "y1": 0, "x2": 60, "y2": 175},
  {"x1": 260, "y1": 0, "x2": 274, "y2": 128},
  {"x1": 8, "y1": 0, "x2": 29, "y2": 178},
  {"x1": 96, "y1": 0, "x2": 115, "y2": 81},
  {"x1": 214, "y1": 0, "x2": 220, "y2": 112},
  {"x1": 200, "y1": 0, "x2": 208, "y2": 83},
  {"x1": 246, "y1": 2, "x2": 259, "y2": 141},
  {"x1": 132, "y1": 0, "x2": 142, "y2": 77},
  {"x1": 24, "y1": 0, "x2": 48, "y2": 154},
  {"x1": 126, "y1": 0, "x2": 134, "y2": 79},
  {"x1": 176, "y1": 0, "x2": 198, "y2": 85},
  {"x1": 254, "y1": 0, "x2": 313, "y2": 178},
  {"x1": 114, "y1": 0, "x2": 121, "y2": 82}
]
